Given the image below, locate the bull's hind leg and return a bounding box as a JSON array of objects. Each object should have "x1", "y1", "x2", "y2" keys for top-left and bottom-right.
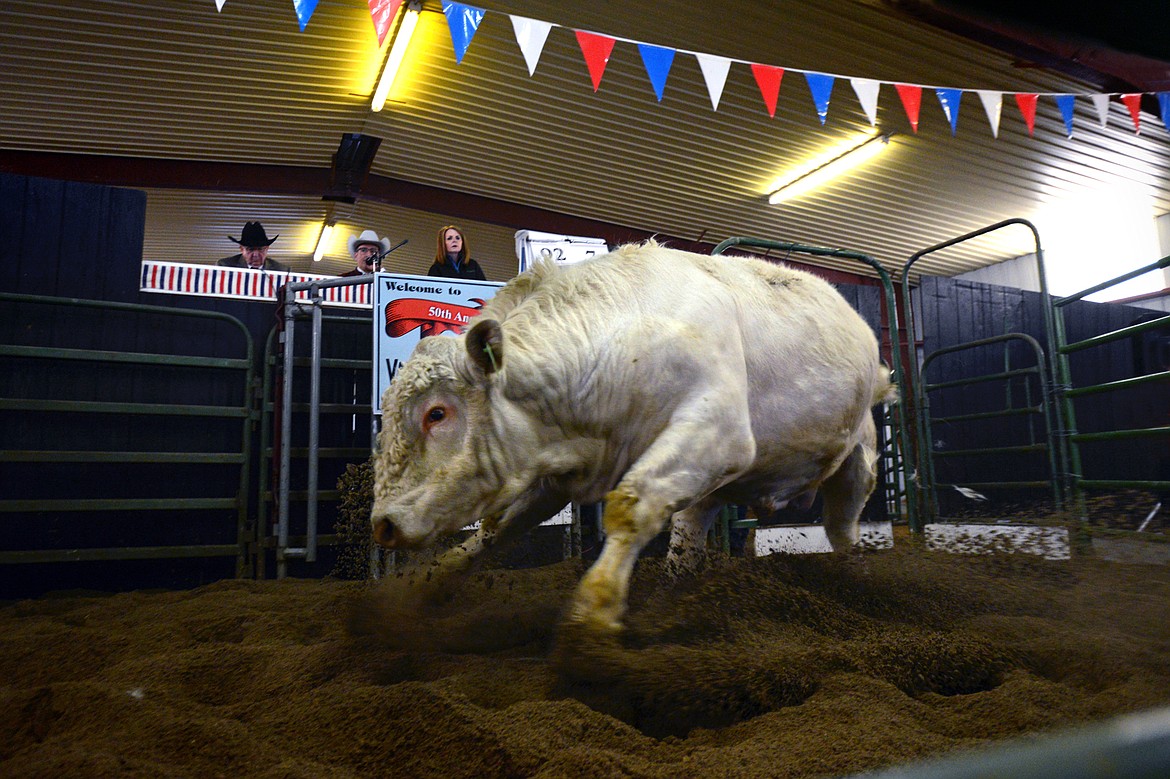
[
  {"x1": 819, "y1": 417, "x2": 880, "y2": 552},
  {"x1": 665, "y1": 499, "x2": 722, "y2": 579}
]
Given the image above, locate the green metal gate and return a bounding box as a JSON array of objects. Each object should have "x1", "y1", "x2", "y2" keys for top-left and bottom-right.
[
  {"x1": 901, "y1": 219, "x2": 1067, "y2": 529},
  {"x1": 0, "y1": 292, "x2": 256, "y2": 574},
  {"x1": 1051, "y1": 253, "x2": 1170, "y2": 515}
]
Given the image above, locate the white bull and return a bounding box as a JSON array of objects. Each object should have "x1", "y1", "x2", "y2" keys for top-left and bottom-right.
[{"x1": 371, "y1": 242, "x2": 895, "y2": 633}]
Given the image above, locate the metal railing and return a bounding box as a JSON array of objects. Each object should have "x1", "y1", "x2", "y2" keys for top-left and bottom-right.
[
  {"x1": 266, "y1": 275, "x2": 376, "y2": 577},
  {"x1": 917, "y1": 333, "x2": 1061, "y2": 520},
  {"x1": 901, "y1": 219, "x2": 1066, "y2": 527},
  {"x1": 0, "y1": 292, "x2": 255, "y2": 572},
  {"x1": 1052, "y1": 253, "x2": 1170, "y2": 512}
]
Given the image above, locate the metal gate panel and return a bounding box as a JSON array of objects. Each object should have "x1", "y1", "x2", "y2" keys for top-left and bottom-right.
[{"x1": 0, "y1": 292, "x2": 254, "y2": 574}]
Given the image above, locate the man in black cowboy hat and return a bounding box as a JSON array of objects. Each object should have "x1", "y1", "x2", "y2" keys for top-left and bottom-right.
[{"x1": 217, "y1": 222, "x2": 290, "y2": 271}]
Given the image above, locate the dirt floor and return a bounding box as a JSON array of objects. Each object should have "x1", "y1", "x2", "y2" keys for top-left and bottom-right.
[{"x1": 3, "y1": 540, "x2": 1170, "y2": 778}]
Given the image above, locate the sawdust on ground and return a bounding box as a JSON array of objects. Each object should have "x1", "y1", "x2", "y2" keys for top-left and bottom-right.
[{"x1": 3, "y1": 542, "x2": 1170, "y2": 778}]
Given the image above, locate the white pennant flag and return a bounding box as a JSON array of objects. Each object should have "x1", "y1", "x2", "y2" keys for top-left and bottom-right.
[
  {"x1": 1091, "y1": 94, "x2": 1111, "y2": 128},
  {"x1": 510, "y1": 15, "x2": 552, "y2": 76},
  {"x1": 977, "y1": 90, "x2": 1002, "y2": 138},
  {"x1": 694, "y1": 53, "x2": 731, "y2": 110},
  {"x1": 850, "y1": 78, "x2": 880, "y2": 125},
  {"x1": 215, "y1": 0, "x2": 226, "y2": 9}
]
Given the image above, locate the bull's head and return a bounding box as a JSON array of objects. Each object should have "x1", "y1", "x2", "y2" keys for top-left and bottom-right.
[{"x1": 370, "y1": 319, "x2": 507, "y2": 549}]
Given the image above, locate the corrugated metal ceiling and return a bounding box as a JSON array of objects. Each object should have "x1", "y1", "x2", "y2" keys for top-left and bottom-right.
[{"x1": 2, "y1": 0, "x2": 1168, "y2": 283}]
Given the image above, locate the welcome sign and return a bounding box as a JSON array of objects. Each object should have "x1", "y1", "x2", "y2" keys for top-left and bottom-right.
[{"x1": 371, "y1": 273, "x2": 503, "y2": 414}]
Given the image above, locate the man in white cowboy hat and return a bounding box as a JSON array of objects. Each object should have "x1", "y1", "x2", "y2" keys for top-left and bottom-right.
[
  {"x1": 341, "y1": 229, "x2": 391, "y2": 277},
  {"x1": 217, "y1": 221, "x2": 290, "y2": 271}
]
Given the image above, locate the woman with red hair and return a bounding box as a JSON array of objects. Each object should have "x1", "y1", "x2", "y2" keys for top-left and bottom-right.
[{"x1": 427, "y1": 225, "x2": 486, "y2": 280}]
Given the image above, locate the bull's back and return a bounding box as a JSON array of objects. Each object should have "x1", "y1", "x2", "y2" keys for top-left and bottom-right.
[{"x1": 494, "y1": 243, "x2": 881, "y2": 434}]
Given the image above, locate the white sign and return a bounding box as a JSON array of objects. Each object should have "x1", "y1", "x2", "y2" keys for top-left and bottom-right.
[
  {"x1": 371, "y1": 273, "x2": 503, "y2": 414},
  {"x1": 515, "y1": 230, "x2": 608, "y2": 273}
]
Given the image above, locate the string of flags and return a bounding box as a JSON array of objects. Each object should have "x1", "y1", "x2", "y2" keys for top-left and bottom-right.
[{"x1": 230, "y1": 0, "x2": 1170, "y2": 138}]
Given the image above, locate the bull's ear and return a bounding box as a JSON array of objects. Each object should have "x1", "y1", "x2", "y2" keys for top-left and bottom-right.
[{"x1": 466, "y1": 318, "x2": 503, "y2": 376}]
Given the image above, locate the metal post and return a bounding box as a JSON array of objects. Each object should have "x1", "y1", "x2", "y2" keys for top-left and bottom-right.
[
  {"x1": 305, "y1": 284, "x2": 323, "y2": 563},
  {"x1": 277, "y1": 294, "x2": 297, "y2": 578}
]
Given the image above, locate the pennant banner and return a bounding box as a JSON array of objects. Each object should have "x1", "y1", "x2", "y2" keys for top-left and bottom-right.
[
  {"x1": 140, "y1": 262, "x2": 370, "y2": 308},
  {"x1": 1015, "y1": 93, "x2": 1038, "y2": 136},
  {"x1": 936, "y1": 88, "x2": 961, "y2": 135},
  {"x1": 1055, "y1": 94, "x2": 1075, "y2": 138},
  {"x1": 442, "y1": 1, "x2": 485, "y2": 64},
  {"x1": 751, "y1": 64, "x2": 784, "y2": 118},
  {"x1": 1121, "y1": 93, "x2": 1143, "y2": 133},
  {"x1": 895, "y1": 84, "x2": 922, "y2": 133},
  {"x1": 576, "y1": 30, "x2": 615, "y2": 92},
  {"x1": 695, "y1": 53, "x2": 731, "y2": 110},
  {"x1": 292, "y1": 0, "x2": 319, "y2": 32},
  {"x1": 850, "y1": 79, "x2": 880, "y2": 126},
  {"x1": 805, "y1": 72, "x2": 834, "y2": 125},
  {"x1": 511, "y1": 15, "x2": 551, "y2": 76},
  {"x1": 331, "y1": 3, "x2": 1170, "y2": 142},
  {"x1": 1091, "y1": 94, "x2": 1111, "y2": 128},
  {"x1": 977, "y1": 90, "x2": 1002, "y2": 138},
  {"x1": 638, "y1": 43, "x2": 675, "y2": 102},
  {"x1": 368, "y1": 0, "x2": 403, "y2": 47}
]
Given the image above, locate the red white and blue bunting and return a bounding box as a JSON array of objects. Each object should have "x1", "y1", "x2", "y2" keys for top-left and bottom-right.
[
  {"x1": 224, "y1": 0, "x2": 1170, "y2": 138},
  {"x1": 141, "y1": 261, "x2": 371, "y2": 308}
]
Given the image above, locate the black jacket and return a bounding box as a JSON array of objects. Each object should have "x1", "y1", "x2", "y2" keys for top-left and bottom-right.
[
  {"x1": 217, "y1": 254, "x2": 290, "y2": 272},
  {"x1": 427, "y1": 258, "x2": 486, "y2": 280}
]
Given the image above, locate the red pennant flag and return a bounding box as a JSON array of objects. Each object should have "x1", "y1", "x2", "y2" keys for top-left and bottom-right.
[
  {"x1": 368, "y1": 0, "x2": 403, "y2": 46},
  {"x1": 1120, "y1": 93, "x2": 1143, "y2": 133},
  {"x1": 751, "y1": 64, "x2": 784, "y2": 117},
  {"x1": 576, "y1": 30, "x2": 615, "y2": 92},
  {"x1": 1015, "y1": 93, "x2": 1038, "y2": 136},
  {"x1": 895, "y1": 84, "x2": 922, "y2": 132}
]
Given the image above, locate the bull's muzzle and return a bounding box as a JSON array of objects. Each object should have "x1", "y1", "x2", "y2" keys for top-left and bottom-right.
[{"x1": 371, "y1": 517, "x2": 400, "y2": 548}]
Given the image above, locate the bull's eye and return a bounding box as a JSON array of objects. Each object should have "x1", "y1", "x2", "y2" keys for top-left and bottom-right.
[{"x1": 422, "y1": 405, "x2": 448, "y2": 435}]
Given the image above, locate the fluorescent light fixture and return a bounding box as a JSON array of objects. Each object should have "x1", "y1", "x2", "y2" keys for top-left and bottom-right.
[
  {"x1": 312, "y1": 221, "x2": 335, "y2": 263},
  {"x1": 371, "y1": 1, "x2": 421, "y2": 112},
  {"x1": 768, "y1": 131, "x2": 894, "y2": 204}
]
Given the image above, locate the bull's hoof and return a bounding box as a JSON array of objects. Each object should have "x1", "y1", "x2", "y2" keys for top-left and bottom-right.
[{"x1": 551, "y1": 613, "x2": 626, "y2": 678}]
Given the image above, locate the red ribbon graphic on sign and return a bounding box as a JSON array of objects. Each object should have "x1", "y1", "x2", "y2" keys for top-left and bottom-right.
[{"x1": 385, "y1": 298, "x2": 485, "y2": 338}]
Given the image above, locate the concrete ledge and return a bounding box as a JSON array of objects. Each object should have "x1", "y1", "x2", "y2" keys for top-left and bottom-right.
[
  {"x1": 753, "y1": 521, "x2": 894, "y2": 556},
  {"x1": 925, "y1": 523, "x2": 1071, "y2": 560}
]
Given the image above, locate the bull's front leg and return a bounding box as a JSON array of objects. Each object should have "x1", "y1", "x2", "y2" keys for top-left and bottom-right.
[
  {"x1": 567, "y1": 404, "x2": 756, "y2": 633},
  {"x1": 568, "y1": 488, "x2": 659, "y2": 633}
]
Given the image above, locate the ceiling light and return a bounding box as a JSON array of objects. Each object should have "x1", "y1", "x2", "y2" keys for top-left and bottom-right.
[
  {"x1": 312, "y1": 221, "x2": 335, "y2": 263},
  {"x1": 371, "y1": 1, "x2": 421, "y2": 112},
  {"x1": 768, "y1": 131, "x2": 894, "y2": 204}
]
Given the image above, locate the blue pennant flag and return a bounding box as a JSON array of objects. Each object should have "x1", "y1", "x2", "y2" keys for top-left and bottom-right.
[
  {"x1": 1055, "y1": 94, "x2": 1076, "y2": 137},
  {"x1": 936, "y1": 88, "x2": 962, "y2": 135},
  {"x1": 1159, "y1": 92, "x2": 1170, "y2": 133},
  {"x1": 804, "y1": 72, "x2": 834, "y2": 125},
  {"x1": 292, "y1": 0, "x2": 319, "y2": 32},
  {"x1": 638, "y1": 43, "x2": 676, "y2": 101},
  {"x1": 442, "y1": 0, "x2": 485, "y2": 64}
]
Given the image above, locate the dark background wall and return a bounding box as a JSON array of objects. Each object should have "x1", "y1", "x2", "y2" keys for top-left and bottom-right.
[{"x1": 1, "y1": 172, "x2": 376, "y2": 597}]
